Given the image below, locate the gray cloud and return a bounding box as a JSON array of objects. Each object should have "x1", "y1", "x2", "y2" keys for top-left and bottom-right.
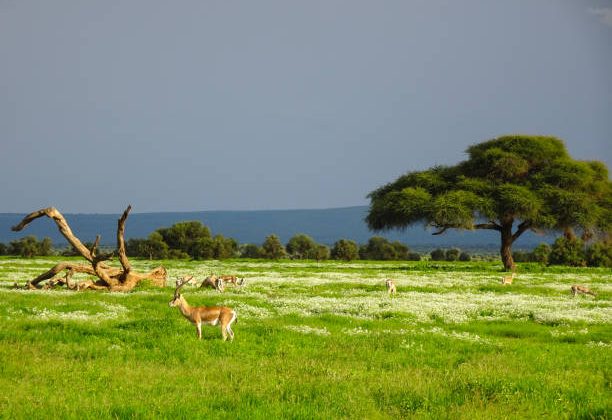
[{"x1": 588, "y1": 7, "x2": 612, "y2": 26}]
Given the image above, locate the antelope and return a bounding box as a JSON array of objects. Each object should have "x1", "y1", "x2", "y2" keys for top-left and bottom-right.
[
  {"x1": 501, "y1": 272, "x2": 515, "y2": 285},
  {"x1": 218, "y1": 275, "x2": 246, "y2": 287},
  {"x1": 200, "y1": 274, "x2": 225, "y2": 292},
  {"x1": 571, "y1": 285, "x2": 597, "y2": 297},
  {"x1": 169, "y1": 280, "x2": 237, "y2": 341},
  {"x1": 385, "y1": 279, "x2": 397, "y2": 296}
]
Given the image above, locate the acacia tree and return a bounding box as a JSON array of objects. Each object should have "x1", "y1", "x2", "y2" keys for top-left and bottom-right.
[
  {"x1": 366, "y1": 135, "x2": 612, "y2": 270},
  {"x1": 11, "y1": 206, "x2": 167, "y2": 291}
]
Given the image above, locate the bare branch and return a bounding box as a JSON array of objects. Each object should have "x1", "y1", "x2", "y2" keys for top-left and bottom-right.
[
  {"x1": 12, "y1": 207, "x2": 94, "y2": 262},
  {"x1": 117, "y1": 205, "x2": 132, "y2": 274},
  {"x1": 431, "y1": 227, "x2": 449, "y2": 235},
  {"x1": 27, "y1": 263, "x2": 98, "y2": 287},
  {"x1": 512, "y1": 221, "x2": 532, "y2": 242},
  {"x1": 14, "y1": 206, "x2": 166, "y2": 292},
  {"x1": 474, "y1": 222, "x2": 502, "y2": 231}
]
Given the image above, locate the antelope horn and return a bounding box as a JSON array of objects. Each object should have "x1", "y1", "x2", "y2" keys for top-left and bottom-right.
[{"x1": 174, "y1": 276, "x2": 192, "y2": 296}]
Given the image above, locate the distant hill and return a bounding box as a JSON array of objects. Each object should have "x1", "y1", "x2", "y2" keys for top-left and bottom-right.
[{"x1": 0, "y1": 206, "x2": 554, "y2": 251}]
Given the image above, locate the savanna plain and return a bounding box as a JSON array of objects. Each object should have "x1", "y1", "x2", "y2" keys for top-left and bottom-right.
[{"x1": 0, "y1": 257, "x2": 610, "y2": 419}]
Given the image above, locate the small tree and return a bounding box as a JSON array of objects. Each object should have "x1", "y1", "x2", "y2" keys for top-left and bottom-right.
[
  {"x1": 331, "y1": 239, "x2": 360, "y2": 261},
  {"x1": 126, "y1": 232, "x2": 170, "y2": 260},
  {"x1": 261, "y1": 234, "x2": 286, "y2": 260},
  {"x1": 445, "y1": 248, "x2": 461, "y2": 261},
  {"x1": 459, "y1": 251, "x2": 471, "y2": 262},
  {"x1": 314, "y1": 244, "x2": 330, "y2": 261},
  {"x1": 549, "y1": 236, "x2": 586, "y2": 267},
  {"x1": 586, "y1": 241, "x2": 612, "y2": 267},
  {"x1": 532, "y1": 243, "x2": 551, "y2": 265},
  {"x1": 156, "y1": 221, "x2": 212, "y2": 256},
  {"x1": 430, "y1": 248, "x2": 445, "y2": 261},
  {"x1": 9, "y1": 235, "x2": 42, "y2": 258},
  {"x1": 360, "y1": 236, "x2": 403, "y2": 260},
  {"x1": 212, "y1": 235, "x2": 238, "y2": 259},
  {"x1": 286, "y1": 234, "x2": 318, "y2": 259},
  {"x1": 240, "y1": 243, "x2": 262, "y2": 259}
]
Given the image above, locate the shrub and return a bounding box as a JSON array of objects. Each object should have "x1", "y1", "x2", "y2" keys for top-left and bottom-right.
[
  {"x1": 532, "y1": 243, "x2": 551, "y2": 265},
  {"x1": 586, "y1": 241, "x2": 612, "y2": 267},
  {"x1": 240, "y1": 244, "x2": 262, "y2": 258},
  {"x1": 430, "y1": 248, "x2": 445, "y2": 261},
  {"x1": 331, "y1": 239, "x2": 360, "y2": 261},
  {"x1": 8, "y1": 235, "x2": 54, "y2": 258},
  {"x1": 359, "y1": 237, "x2": 411, "y2": 260},
  {"x1": 445, "y1": 248, "x2": 461, "y2": 261},
  {"x1": 549, "y1": 236, "x2": 586, "y2": 267},
  {"x1": 286, "y1": 234, "x2": 318, "y2": 259},
  {"x1": 261, "y1": 234, "x2": 286, "y2": 260}
]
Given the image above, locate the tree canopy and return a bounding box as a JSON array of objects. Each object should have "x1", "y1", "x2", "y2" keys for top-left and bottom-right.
[{"x1": 366, "y1": 135, "x2": 612, "y2": 269}]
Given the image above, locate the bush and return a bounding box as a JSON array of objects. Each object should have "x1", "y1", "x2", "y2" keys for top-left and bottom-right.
[
  {"x1": 585, "y1": 241, "x2": 612, "y2": 267},
  {"x1": 331, "y1": 239, "x2": 360, "y2": 261},
  {"x1": 240, "y1": 244, "x2": 262, "y2": 258},
  {"x1": 430, "y1": 248, "x2": 445, "y2": 261},
  {"x1": 407, "y1": 252, "x2": 422, "y2": 261},
  {"x1": 445, "y1": 248, "x2": 461, "y2": 261},
  {"x1": 286, "y1": 234, "x2": 318, "y2": 259},
  {"x1": 261, "y1": 234, "x2": 286, "y2": 260},
  {"x1": 8, "y1": 235, "x2": 54, "y2": 257},
  {"x1": 359, "y1": 237, "x2": 411, "y2": 260},
  {"x1": 549, "y1": 237, "x2": 586, "y2": 267},
  {"x1": 532, "y1": 243, "x2": 551, "y2": 265},
  {"x1": 459, "y1": 251, "x2": 471, "y2": 261},
  {"x1": 512, "y1": 250, "x2": 531, "y2": 263}
]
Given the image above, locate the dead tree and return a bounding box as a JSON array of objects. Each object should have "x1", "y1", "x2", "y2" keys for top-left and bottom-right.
[{"x1": 11, "y1": 205, "x2": 167, "y2": 291}]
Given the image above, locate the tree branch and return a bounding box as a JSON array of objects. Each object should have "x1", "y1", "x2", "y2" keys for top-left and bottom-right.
[
  {"x1": 431, "y1": 227, "x2": 449, "y2": 235},
  {"x1": 474, "y1": 221, "x2": 502, "y2": 231},
  {"x1": 117, "y1": 205, "x2": 132, "y2": 274},
  {"x1": 512, "y1": 221, "x2": 532, "y2": 242},
  {"x1": 12, "y1": 207, "x2": 94, "y2": 262}
]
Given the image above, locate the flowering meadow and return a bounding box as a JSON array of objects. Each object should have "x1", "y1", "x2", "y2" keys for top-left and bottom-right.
[{"x1": 0, "y1": 257, "x2": 610, "y2": 418}]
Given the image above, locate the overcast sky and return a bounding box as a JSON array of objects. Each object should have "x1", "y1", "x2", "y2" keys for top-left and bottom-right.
[{"x1": 1, "y1": 0, "x2": 611, "y2": 214}]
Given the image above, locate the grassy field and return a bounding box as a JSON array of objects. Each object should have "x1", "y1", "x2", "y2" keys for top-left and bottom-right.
[{"x1": 0, "y1": 257, "x2": 610, "y2": 419}]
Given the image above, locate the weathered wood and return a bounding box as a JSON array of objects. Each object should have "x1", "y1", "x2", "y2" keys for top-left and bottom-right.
[
  {"x1": 12, "y1": 207, "x2": 94, "y2": 262},
  {"x1": 117, "y1": 205, "x2": 132, "y2": 275},
  {"x1": 12, "y1": 206, "x2": 167, "y2": 292}
]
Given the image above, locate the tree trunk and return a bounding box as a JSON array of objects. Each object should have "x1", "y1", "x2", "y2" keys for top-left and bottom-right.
[
  {"x1": 11, "y1": 206, "x2": 167, "y2": 291},
  {"x1": 500, "y1": 223, "x2": 516, "y2": 271}
]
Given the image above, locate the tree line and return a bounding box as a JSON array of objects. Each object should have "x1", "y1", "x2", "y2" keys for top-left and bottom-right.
[{"x1": 2, "y1": 220, "x2": 610, "y2": 266}]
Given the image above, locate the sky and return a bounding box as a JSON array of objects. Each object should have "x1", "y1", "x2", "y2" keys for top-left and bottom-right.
[{"x1": 1, "y1": 0, "x2": 611, "y2": 214}]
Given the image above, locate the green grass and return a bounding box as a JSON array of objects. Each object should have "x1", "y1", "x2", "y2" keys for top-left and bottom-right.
[{"x1": 0, "y1": 257, "x2": 610, "y2": 418}]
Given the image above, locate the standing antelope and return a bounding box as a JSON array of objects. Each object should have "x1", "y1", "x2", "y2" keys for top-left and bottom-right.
[
  {"x1": 218, "y1": 275, "x2": 246, "y2": 287},
  {"x1": 571, "y1": 285, "x2": 597, "y2": 297},
  {"x1": 501, "y1": 272, "x2": 515, "y2": 285},
  {"x1": 200, "y1": 274, "x2": 225, "y2": 292},
  {"x1": 385, "y1": 279, "x2": 397, "y2": 296},
  {"x1": 169, "y1": 280, "x2": 237, "y2": 341}
]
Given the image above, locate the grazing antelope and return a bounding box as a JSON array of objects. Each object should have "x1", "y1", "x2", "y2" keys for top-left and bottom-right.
[
  {"x1": 218, "y1": 275, "x2": 246, "y2": 287},
  {"x1": 385, "y1": 279, "x2": 397, "y2": 296},
  {"x1": 169, "y1": 280, "x2": 237, "y2": 341},
  {"x1": 571, "y1": 285, "x2": 597, "y2": 297},
  {"x1": 501, "y1": 272, "x2": 515, "y2": 285},
  {"x1": 200, "y1": 274, "x2": 225, "y2": 292}
]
